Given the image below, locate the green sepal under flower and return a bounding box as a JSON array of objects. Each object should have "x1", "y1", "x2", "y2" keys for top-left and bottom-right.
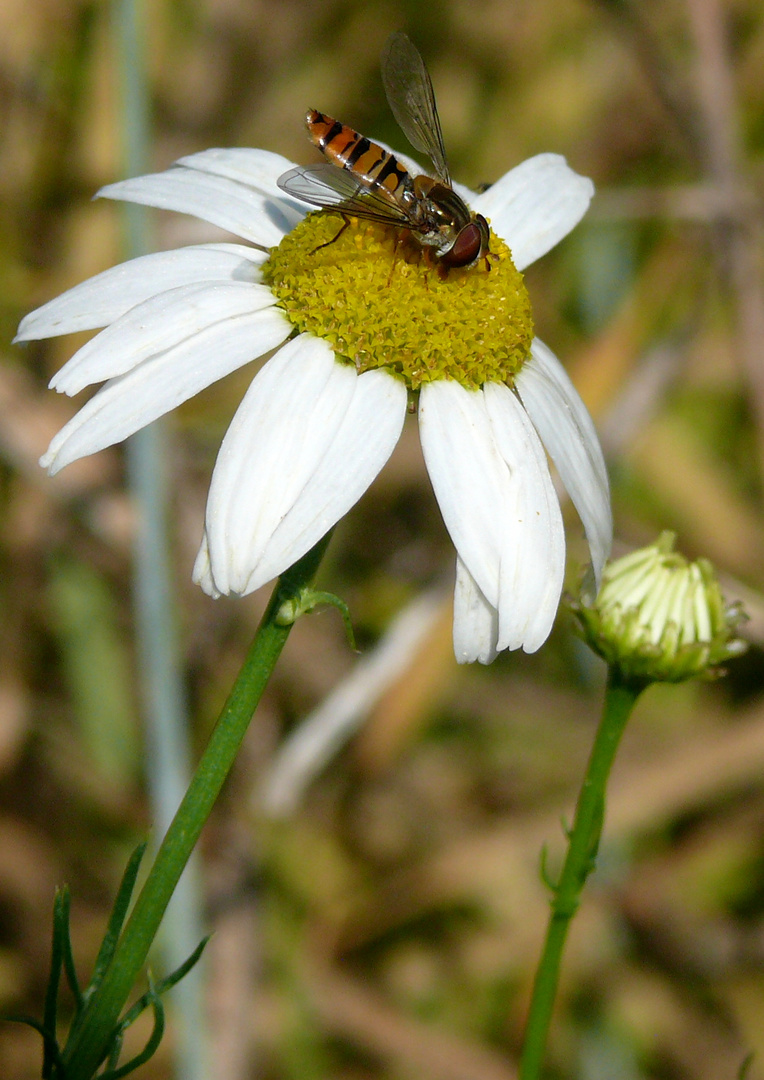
[{"x1": 573, "y1": 532, "x2": 747, "y2": 684}]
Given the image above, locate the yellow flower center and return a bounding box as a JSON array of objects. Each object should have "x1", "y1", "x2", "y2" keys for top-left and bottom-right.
[{"x1": 263, "y1": 212, "x2": 534, "y2": 391}]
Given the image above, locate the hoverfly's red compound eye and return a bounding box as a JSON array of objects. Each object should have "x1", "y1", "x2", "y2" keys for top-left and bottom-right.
[
  {"x1": 441, "y1": 223, "x2": 483, "y2": 268},
  {"x1": 440, "y1": 213, "x2": 490, "y2": 269}
]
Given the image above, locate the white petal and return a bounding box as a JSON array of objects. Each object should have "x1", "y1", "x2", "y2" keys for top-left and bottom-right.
[
  {"x1": 15, "y1": 244, "x2": 266, "y2": 341},
  {"x1": 418, "y1": 381, "x2": 507, "y2": 609},
  {"x1": 197, "y1": 334, "x2": 406, "y2": 596},
  {"x1": 52, "y1": 281, "x2": 277, "y2": 395},
  {"x1": 473, "y1": 154, "x2": 594, "y2": 271},
  {"x1": 192, "y1": 537, "x2": 218, "y2": 598},
  {"x1": 200, "y1": 335, "x2": 354, "y2": 596},
  {"x1": 483, "y1": 382, "x2": 566, "y2": 652},
  {"x1": 98, "y1": 168, "x2": 295, "y2": 247},
  {"x1": 453, "y1": 557, "x2": 499, "y2": 664},
  {"x1": 256, "y1": 367, "x2": 406, "y2": 587},
  {"x1": 419, "y1": 380, "x2": 565, "y2": 654},
  {"x1": 176, "y1": 148, "x2": 305, "y2": 214},
  {"x1": 516, "y1": 339, "x2": 612, "y2": 587},
  {"x1": 40, "y1": 308, "x2": 291, "y2": 474},
  {"x1": 452, "y1": 179, "x2": 478, "y2": 206}
]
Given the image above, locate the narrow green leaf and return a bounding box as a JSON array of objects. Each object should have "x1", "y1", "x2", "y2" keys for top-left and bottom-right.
[
  {"x1": 538, "y1": 843, "x2": 558, "y2": 893},
  {"x1": 88, "y1": 842, "x2": 148, "y2": 995},
  {"x1": 58, "y1": 888, "x2": 83, "y2": 1010},
  {"x1": 118, "y1": 936, "x2": 210, "y2": 1031},
  {"x1": 104, "y1": 1030, "x2": 124, "y2": 1074},
  {"x1": 152, "y1": 935, "x2": 210, "y2": 997},
  {"x1": 42, "y1": 890, "x2": 67, "y2": 1077},
  {"x1": 66, "y1": 842, "x2": 148, "y2": 1056},
  {"x1": 99, "y1": 990, "x2": 165, "y2": 1080}
]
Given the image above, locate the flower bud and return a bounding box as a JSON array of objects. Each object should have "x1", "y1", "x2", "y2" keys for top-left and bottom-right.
[{"x1": 574, "y1": 533, "x2": 747, "y2": 683}]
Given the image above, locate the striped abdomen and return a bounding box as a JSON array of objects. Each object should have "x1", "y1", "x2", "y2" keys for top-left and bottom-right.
[{"x1": 306, "y1": 109, "x2": 412, "y2": 197}]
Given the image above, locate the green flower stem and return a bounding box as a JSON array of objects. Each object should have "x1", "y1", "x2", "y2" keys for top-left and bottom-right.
[
  {"x1": 518, "y1": 669, "x2": 644, "y2": 1080},
  {"x1": 61, "y1": 534, "x2": 332, "y2": 1079}
]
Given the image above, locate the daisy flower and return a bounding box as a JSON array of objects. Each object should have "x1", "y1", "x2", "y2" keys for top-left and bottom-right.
[{"x1": 16, "y1": 144, "x2": 611, "y2": 664}]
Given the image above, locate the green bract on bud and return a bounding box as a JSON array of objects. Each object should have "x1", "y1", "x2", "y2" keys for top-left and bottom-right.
[{"x1": 574, "y1": 533, "x2": 748, "y2": 684}]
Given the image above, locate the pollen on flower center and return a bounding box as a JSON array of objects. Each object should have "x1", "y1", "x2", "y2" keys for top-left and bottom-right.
[{"x1": 263, "y1": 212, "x2": 534, "y2": 391}]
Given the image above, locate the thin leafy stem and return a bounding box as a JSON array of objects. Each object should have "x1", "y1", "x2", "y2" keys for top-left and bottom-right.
[
  {"x1": 61, "y1": 534, "x2": 333, "y2": 1080},
  {"x1": 518, "y1": 669, "x2": 644, "y2": 1080}
]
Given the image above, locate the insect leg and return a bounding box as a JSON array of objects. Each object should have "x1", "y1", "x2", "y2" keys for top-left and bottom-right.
[
  {"x1": 386, "y1": 228, "x2": 405, "y2": 286},
  {"x1": 309, "y1": 214, "x2": 352, "y2": 255}
]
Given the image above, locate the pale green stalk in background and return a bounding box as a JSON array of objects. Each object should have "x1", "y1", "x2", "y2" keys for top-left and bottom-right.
[{"x1": 114, "y1": 2, "x2": 207, "y2": 1077}]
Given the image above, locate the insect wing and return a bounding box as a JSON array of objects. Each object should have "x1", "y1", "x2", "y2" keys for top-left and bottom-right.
[
  {"x1": 277, "y1": 164, "x2": 417, "y2": 227},
  {"x1": 381, "y1": 31, "x2": 450, "y2": 184}
]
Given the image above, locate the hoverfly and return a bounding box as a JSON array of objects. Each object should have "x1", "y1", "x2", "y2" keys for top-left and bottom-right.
[{"x1": 276, "y1": 31, "x2": 491, "y2": 271}]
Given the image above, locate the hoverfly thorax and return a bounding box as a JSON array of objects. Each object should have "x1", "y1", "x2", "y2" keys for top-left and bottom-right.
[
  {"x1": 277, "y1": 32, "x2": 492, "y2": 273},
  {"x1": 411, "y1": 177, "x2": 491, "y2": 268}
]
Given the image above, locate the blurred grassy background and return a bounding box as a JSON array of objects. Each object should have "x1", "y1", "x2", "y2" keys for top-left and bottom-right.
[{"x1": 2, "y1": 0, "x2": 764, "y2": 1077}]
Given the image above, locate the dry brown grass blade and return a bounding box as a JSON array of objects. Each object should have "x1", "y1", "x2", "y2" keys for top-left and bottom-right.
[{"x1": 686, "y1": 0, "x2": 764, "y2": 482}]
